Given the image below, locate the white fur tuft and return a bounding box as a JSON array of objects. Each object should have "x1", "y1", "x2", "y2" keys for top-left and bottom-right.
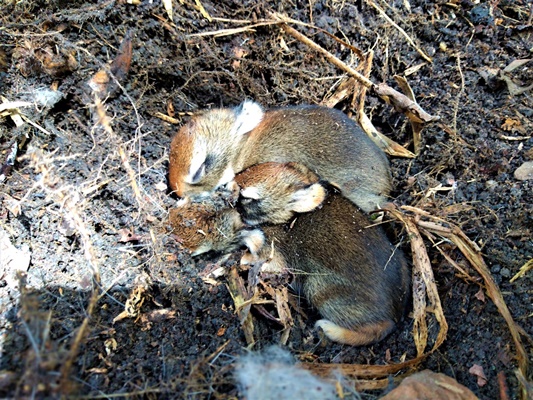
[
  {"x1": 232, "y1": 100, "x2": 264, "y2": 136},
  {"x1": 240, "y1": 186, "x2": 261, "y2": 200},
  {"x1": 315, "y1": 319, "x2": 347, "y2": 343},
  {"x1": 176, "y1": 197, "x2": 190, "y2": 207},
  {"x1": 235, "y1": 346, "x2": 337, "y2": 400}
]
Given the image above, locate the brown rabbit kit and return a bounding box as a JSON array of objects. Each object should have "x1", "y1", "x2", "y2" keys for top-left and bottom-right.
[
  {"x1": 169, "y1": 100, "x2": 391, "y2": 212},
  {"x1": 169, "y1": 113, "x2": 411, "y2": 347}
]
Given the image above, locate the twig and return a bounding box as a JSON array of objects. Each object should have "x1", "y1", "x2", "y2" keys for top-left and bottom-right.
[
  {"x1": 276, "y1": 19, "x2": 373, "y2": 88},
  {"x1": 0, "y1": 100, "x2": 32, "y2": 113},
  {"x1": 273, "y1": 14, "x2": 439, "y2": 124},
  {"x1": 187, "y1": 20, "x2": 280, "y2": 38},
  {"x1": 510, "y1": 258, "x2": 532, "y2": 283},
  {"x1": 21, "y1": 114, "x2": 52, "y2": 136},
  {"x1": 452, "y1": 55, "x2": 465, "y2": 136}
]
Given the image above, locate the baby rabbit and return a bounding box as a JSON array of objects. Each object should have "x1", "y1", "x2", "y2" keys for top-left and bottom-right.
[
  {"x1": 168, "y1": 187, "x2": 264, "y2": 256},
  {"x1": 169, "y1": 101, "x2": 391, "y2": 213},
  {"x1": 236, "y1": 162, "x2": 410, "y2": 346},
  {"x1": 169, "y1": 162, "x2": 409, "y2": 346}
]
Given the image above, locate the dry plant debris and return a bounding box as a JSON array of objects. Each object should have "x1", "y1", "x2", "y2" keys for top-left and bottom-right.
[
  {"x1": 381, "y1": 370, "x2": 478, "y2": 400},
  {"x1": 0, "y1": 0, "x2": 531, "y2": 398}
]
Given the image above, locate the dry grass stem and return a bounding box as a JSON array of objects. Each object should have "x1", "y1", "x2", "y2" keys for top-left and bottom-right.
[
  {"x1": 383, "y1": 204, "x2": 448, "y2": 355},
  {"x1": 226, "y1": 267, "x2": 255, "y2": 346},
  {"x1": 274, "y1": 15, "x2": 439, "y2": 125},
  {"x1": 510, "y1": 258, "x2": 532, "y2": 283},
  {"x1": 395, "y1": 205, "x2": 530, "y2": 397}
]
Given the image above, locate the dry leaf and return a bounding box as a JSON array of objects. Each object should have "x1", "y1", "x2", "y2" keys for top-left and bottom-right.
[
  {"x1": 469, "y1": 364, "x2": 488, "y2": 387},
  {"x1": 474, "y1": 288, "x2": 486, "y2": 302},
  {"x1": 226, "y1": 267, "x2": 255, "y2": 346},
  {"x1": 86, "y1": 31, "x2": 132, "y2": 100},
  {"x1": 118, "y1": 228, "x2": 142, "y2": 242},
  {"x1": 2, "y1": 193, "x2": 21, "y2": 216},
  {"x1": 501, "y1": 118, "x2": 523, "y2": 132},
  {"x1": 358, "y1": 112, "x2": 415, "y2": 158},
  {"x1": 104, "y1": 338, "x2": 117, "y2": 355},
  {"x1": 503, "y1": 58, "x2": 531, "y2": 73},
  {"x1": 166, "y1": 99, "x2": 175, "y2": 117},
  {"x1": 381, "y1": 370, "x2": 478, "y2": 400}
]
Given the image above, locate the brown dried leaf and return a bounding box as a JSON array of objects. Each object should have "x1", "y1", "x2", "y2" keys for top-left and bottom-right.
[
  {"x1": 274, "y1": 287, "x2": 293, "y2": 345},
  {"x1": 474, "y1": 288, "x2": 486, "y2": 303},
  {"x1": 469, "y1": 364, "x2": 488, "y2": 387},
  {"x1": 86, "y1": 32, "x2": 132, "y2": 99},
  {"x1": 501, "y1": 118, "x2": 523, "y2": 132},
  {"x1": 166, "y1": 99, "x2": 175, "y2": 117},
  {"x1": 382, "y1": 370, "x2": 478, "y2": 400},
  {"x1": 383, "y1": 204, "x2": 448, "y2": 356},
  {"x1": 359, "y1": 112, "x2": 416, "y2": 158},
  {"x1": 321, "y1": 77, "x2": 357, "y2": 108},
  {"x1": 403, "y1": 207, "x2": 529, "y2": 389}
]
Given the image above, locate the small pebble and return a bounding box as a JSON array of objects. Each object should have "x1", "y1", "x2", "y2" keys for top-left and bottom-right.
[
  {"x1": 500, "y1": 268, "x2": 511, "y2": 278},
  {"x1": 514, "y1": 161, "x2": 533, "y2": 180}
]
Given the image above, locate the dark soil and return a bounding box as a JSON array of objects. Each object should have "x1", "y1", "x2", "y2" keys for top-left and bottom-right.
[{"x1": 0, "y1": 0, "x2": 531, "y2": 399}]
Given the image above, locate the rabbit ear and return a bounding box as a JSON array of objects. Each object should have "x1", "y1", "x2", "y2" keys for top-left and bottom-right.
[
  {"x1": 231, "y1": 100, "x2": 264, "y2": 136},
  {"x1": 290, "y1": 183, "x2": 326, "y2": 213}
]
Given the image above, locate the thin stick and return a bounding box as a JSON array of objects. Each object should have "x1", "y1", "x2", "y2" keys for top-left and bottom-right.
[
  {"x1": 188, "y1": 20, "x2": 280, "y2": 38},
  {"x1": 275, "y1": 15, "x2": 439, "y2": 123}
]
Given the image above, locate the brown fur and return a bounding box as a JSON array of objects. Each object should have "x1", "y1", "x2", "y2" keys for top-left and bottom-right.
[
  {"x1": 259, "y1": 190, "x2": 409, "y2": 345},
  {"x1": 234, "y1": 162, "x2": 326, "y2": 225},
  {"x1": 169, "y1": 162, "x2": 409, "y2": 346},
  {"x1": 169, "y1": 102, "x2": 391, "y2": 212},
  {"x1": 169, "y1": 190, "x2": 264, "y2": 256}
]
